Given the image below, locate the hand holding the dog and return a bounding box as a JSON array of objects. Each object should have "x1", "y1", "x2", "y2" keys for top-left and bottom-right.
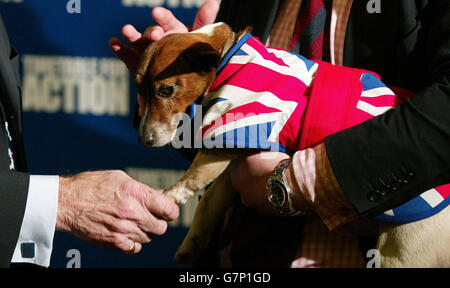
[
  {"x1": 109, "y1": 0, "x2": 220, "y2": 74},
  {"x1": 56, "y1": 170, "x2": 179, "y2": 254},
  {"x1": 231, "y1": 152, "x2": 313, "y2": 215}
]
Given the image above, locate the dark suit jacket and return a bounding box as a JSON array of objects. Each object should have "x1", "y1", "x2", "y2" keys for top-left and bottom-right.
[
  {"x1": 0, "y1": 15, "x2": 30, "y2": 267},
  {"x1": 195, "y1": 0, "x2": 449, "y2": 267}
]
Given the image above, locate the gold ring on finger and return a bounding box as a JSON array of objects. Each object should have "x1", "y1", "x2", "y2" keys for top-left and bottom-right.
[{"x1": 126, "y1": 241, "x2": 136, "y2": 254}]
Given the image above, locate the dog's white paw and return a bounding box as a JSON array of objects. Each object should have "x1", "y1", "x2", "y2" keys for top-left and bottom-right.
[{"x1": 165, "y1": 186, "x2": 195, "y2": 204}]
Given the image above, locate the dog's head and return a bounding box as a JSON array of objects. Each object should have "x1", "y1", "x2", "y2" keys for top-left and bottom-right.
[{"x1": 135, "y1": 23, "x2": 235, "y2": 147}]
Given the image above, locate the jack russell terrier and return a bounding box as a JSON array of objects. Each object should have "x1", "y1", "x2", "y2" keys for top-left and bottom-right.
[{"x1": 134, "y1": 22, "x2": 450, "y2": 267}]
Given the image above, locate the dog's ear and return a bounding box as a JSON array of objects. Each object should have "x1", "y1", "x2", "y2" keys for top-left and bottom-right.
[
  {"x1": 183, "y1": 42, "x2": 220, "y2": 74},
  {"x1": 135, "y1": 43, "x2": 157, "y2": 88},
  {"x1": 236, "y1": 26, "x2": 253, "y2": 40}
]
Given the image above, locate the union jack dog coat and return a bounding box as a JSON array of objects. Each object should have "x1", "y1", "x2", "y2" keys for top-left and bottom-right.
[{"x1": 189, "y1": 33, "x2": 449, "y2": 224}]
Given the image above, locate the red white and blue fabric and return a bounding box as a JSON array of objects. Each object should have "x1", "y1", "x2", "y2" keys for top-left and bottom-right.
[
  {"x1": 191, "y1": 33, "x2": 449, "y2": 224},
  {"x1": 197, "y1": 33, "x2": 318, "y2": 153}
]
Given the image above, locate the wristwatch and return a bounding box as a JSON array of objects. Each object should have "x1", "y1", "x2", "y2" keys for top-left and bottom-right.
[{"x1": 266, "y1": 159, "x2": 304, "y2": 216}]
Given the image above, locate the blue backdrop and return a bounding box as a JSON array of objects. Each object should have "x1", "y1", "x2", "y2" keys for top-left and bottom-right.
[{"x1": 0, "y1": 0, "x2": 205, "y2": 268}]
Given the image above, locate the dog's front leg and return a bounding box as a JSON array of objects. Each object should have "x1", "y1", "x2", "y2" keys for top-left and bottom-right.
[
  {"x1": 164, "y1": 150, "x2": 234, "y2": 204},
  {"x1": 174, "y1": 166, "x2": 239, "y2": 264}
]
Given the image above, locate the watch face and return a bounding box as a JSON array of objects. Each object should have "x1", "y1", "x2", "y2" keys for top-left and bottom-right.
[{"x1": 267, "y1": 181, "x2": 286, "y2": 208}]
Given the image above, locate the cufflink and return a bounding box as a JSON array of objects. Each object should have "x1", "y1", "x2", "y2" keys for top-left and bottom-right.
[{"x1": 20, "y1": 242, "x2": 36, "y2": 259}]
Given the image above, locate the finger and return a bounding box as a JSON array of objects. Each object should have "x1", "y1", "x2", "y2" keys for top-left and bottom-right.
[
  {"x1": 121, "y1": 24, "x2": 143, "y2": 44},
  {"x1": 151, "y1": 7, "x2": 188, "y2": 34},
  {"x1": 108, "y1": 218, "x2": 152, "y2": 244},
  {"x1": 116, "y1": 236, "x2": 142, "y2": 254},
  {"x1": 137, "y1": 209, "x2": 169, "y2": 236},
  {"x1": 143, "y1": 25, "x2": 165, "y2": 42},
  {"x1": 88, "y1": 228, "x2": 136, "y2": 253},
  {"x1": 94, "y1": 207, "x2": 152, "y2": 244},
  {"x1": 124, "y1": 198, "x2": 170, "y2": 236},
  {"x1": 193, "y1": 0, "x2": 220, "y2": 30},
  {"x1": 131, "y1": 241, "x2": 142, "y2": 254},
  {"x1": 121, "y1": 24, "x2": 152, "y2": 53},
  {"x1": 145, "y1": 189, "x2": 179, "y2": 221}
]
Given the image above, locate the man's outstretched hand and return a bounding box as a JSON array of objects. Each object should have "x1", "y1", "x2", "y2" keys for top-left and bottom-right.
[
  {"x1": 109, "y1": 0, "x2": 219, "y2": 74},
  {"x1": 57, "y1": 170, "x2": 179, "y2": 254}
]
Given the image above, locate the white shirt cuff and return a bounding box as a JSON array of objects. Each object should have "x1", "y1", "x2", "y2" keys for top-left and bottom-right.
[{"x1": 11, "y1": 175, "x2": 59, "y2": 267}]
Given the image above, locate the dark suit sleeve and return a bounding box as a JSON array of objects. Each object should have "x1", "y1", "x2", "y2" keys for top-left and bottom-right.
[
  {"x1": 0, "y1": 15, "x2": 31, "y2": 267},
  {"x1": 0, "y1": 171, "x2": 29, "y2": 267},
  {"x1": 325, "y1": 1, "x2": 450, "y2": 218}
]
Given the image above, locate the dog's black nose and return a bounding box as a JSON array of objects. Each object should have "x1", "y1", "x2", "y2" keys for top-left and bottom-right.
[{"x1": 138, "y1": 133, "x2": 154, "y2": 146}]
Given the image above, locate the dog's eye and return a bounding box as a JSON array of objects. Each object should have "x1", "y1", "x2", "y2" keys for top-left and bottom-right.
[{"x1": 156, "y1": 85, "x2": 175, "y2": 98}]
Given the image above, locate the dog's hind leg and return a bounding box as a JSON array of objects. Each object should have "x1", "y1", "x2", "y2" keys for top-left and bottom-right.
[
  {"x1": 377, "y1": 205, "x2": 450, "y2": 268},
  {"x1": 174, "y1": 167, "x2": 239, "y2": 264},
  {"x1": 164, "y1": 150, "x2": 234, "y2": 204}
]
